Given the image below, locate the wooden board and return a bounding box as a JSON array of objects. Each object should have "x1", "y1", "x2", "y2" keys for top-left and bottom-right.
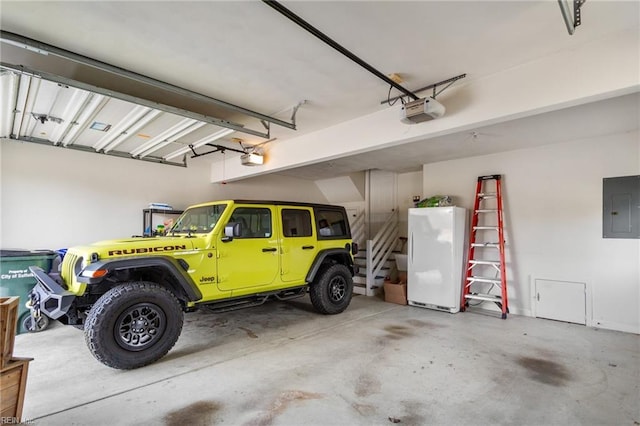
[
  {"x1": 0, "y1": 358, "x2": 32, "y2": 421},
  {"x1": 0, "y1": 297, "x2": 19, "y2": 368}
]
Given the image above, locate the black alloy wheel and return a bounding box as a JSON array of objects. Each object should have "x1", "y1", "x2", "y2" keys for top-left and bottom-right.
[{"x1": 114, "y1": 302, "x2": 167, "y2": 351}]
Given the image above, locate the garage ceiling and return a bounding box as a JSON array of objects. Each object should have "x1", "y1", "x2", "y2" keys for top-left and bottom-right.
[
  {"x1": 0, "y1": 1, "x2": 638, "y2": 177},
  {"x1": 278, "y1": 92, "x2": 640, "y2": 179}
]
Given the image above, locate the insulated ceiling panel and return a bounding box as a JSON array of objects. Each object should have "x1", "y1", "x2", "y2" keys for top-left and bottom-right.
[{"x1": 0, "y1": 67, "x2": 244, "y2": 166}]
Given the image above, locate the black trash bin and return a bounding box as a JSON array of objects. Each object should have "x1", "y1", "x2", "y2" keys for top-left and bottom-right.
[{"x1": 0, "y1": 250, "x2": 58, "y2": 333}]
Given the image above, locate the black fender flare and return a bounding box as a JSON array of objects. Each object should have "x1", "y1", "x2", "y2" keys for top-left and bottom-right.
[
  {"x1": 306, "y1": 248, "x2": 354, "y2": 283},
  {"x1": 79, "y1": 256, "x2": 202, "y2": 302}
]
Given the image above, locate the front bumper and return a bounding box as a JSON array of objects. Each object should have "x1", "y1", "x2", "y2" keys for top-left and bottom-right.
[{"x1": 28, "y1": 266, "x2": 76, "y2": 319}]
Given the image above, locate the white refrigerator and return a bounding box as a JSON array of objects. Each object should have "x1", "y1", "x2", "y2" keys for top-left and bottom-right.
[{"x1": 407, "y1": 207, "x2": 467, "y2": 313}]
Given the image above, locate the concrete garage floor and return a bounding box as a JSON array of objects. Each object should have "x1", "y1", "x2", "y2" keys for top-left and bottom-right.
[{"x1": 13, "y1": 295, "x2": 639, "y2": 426}]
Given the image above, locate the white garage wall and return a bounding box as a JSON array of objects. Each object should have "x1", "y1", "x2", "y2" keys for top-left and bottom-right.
[
  {"x1": 0, "y1": 141, "x2": 327, "y2": 249},
  {"x1": 422, "y1": 130, "x2": 639, "y2": 334},
  {"x1": 397, "y1": 171, "x2": 422, "y2": 245}
]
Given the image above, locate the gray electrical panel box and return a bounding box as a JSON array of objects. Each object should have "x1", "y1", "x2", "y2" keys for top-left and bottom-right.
[{"x1": 603, "y1": 175, "x2": 640, "y2": 239}]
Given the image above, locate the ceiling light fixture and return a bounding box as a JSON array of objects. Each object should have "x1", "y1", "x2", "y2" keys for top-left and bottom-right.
[{"x1": 90, "y1": 122, "x2": 111, "y2": 132}]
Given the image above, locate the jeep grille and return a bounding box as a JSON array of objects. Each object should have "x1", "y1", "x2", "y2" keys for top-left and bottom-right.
[{"x1": 61, "y1": 253, "x2": 82, "y2": 285}]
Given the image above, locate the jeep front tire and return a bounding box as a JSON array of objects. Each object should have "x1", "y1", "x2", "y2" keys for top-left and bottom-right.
[
  {"x1": 84, "y1": 281, "x2": 183, "y2": 369},
  {"x1": 309, "y1": 263, "x2": 353, "y2": 314}
]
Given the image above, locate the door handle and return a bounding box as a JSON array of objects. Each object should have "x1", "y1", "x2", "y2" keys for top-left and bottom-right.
[
  {"x1": 410, "y1": 233, "x2": 414, "y2": 263},
  {"x1": 302, "y1": 245, "x2": 315, "y2": 250},
  {"x1": 262, "y1": 247, "x2": 277, "y2": 252}
]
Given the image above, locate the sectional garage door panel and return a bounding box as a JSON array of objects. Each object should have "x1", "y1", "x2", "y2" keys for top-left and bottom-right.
[{"x1": 0, "y1": 67, "x2": 238, "y2": 166}]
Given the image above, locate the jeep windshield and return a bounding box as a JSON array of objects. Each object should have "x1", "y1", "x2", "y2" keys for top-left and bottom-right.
[{"x1": 170, "y1": 204, "x2": 227, "y2": 234}]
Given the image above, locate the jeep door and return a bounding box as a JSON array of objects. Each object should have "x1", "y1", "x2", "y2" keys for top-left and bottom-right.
[
  {"x1": 217, "y1": 205, "x2": 279, "y2": 292},
  {"x1": 279, "y1": 207, "x2": 316, "y2": 283}
]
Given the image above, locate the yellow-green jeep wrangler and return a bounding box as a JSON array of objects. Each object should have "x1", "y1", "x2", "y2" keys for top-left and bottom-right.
[{"x1": 28, "y1": 200, "x2": 357, "y2": 369}]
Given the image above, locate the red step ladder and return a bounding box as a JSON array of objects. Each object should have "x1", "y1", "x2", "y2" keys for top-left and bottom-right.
[{"x1": 461, "y1": 175, "x2": 509, "y2": 319}]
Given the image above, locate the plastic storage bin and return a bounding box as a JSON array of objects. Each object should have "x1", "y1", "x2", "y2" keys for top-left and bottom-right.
[
  {"x1": 394, "y1": 254, "x2": 408, "y2": 271},
  {"x1": 0, "y1": 250, "x2": 58, "y2": 334}
]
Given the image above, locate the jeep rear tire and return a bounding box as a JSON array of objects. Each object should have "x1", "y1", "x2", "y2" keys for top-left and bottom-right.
[
  {"x1": 84, "y1": 282, "x2": 183, "y2": 369},
  {"x1": 309, "y1": 263, "x2": 353, "y2": 314}
]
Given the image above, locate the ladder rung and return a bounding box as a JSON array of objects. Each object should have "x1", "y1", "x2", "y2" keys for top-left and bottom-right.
[
  {"x1": 471, "y1": 243, "x2": 500, "y2": 248},
  {"x1": 467, "y1": 276, "x2": 502, "y2": 284},
  {"x1": 475, "y1": 209, "x2": 498, "y2": 213},
  {"x1": 478, "y1": 193, "x2": 497, "y2": 198},
  {"x1": 465, "y1": 293, "x2": 502, "y2": 302},
  {"x1": 473, "y1": 226, "x2": 499, "y2": 230},
  {"x1": 469, "y1": 260, "x2": 501, "y2": 266}
]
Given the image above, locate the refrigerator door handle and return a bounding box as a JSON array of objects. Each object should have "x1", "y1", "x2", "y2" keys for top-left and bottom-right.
[{"x1": 410, "y1": 232, "x2": 414, "y2": 264}]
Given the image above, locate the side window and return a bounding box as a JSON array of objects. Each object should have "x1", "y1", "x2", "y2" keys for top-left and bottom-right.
[
  {"x1": 315, "y1": 209, "x2": 349, "y2": 239},
  {"x1": 282, "y1": 209, "x2": 312, "y2": 237},
  {"x1": 230, "y1": 207, "x2": 272, "y2": 238}
]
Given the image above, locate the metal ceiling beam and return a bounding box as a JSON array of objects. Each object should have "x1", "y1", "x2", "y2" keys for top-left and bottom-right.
[
  {"x1": 0, "y1": 30, "x2": 296, "y2": 133},
  {"x1": 262, "y1": 0, "x2": 420, "y2": 101},
  {"x1": 3, "y1": 136, "x2": 187, "y2": 167}
]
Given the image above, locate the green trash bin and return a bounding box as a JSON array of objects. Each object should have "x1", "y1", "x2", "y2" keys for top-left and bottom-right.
[{"x1": 0, "y1": 249, "x2": 58, "y2": 334}]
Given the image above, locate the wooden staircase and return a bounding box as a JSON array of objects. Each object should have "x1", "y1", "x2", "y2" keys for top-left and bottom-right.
[
  {"x1": 351, "y1": 209, "x2": 402, "y2": 296},
  {"x1": 352, "y1": 251, "x2": 394, "y2": 295}
]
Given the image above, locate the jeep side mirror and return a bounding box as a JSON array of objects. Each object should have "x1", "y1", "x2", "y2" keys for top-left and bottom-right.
[{"x1": 222, "y1": 222, "x2": 242, "y2": 242}]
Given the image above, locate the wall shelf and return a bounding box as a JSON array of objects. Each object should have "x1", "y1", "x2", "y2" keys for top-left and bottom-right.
[{"x1": 143, "y1": 208, "x2": 183, "y2": 236}]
